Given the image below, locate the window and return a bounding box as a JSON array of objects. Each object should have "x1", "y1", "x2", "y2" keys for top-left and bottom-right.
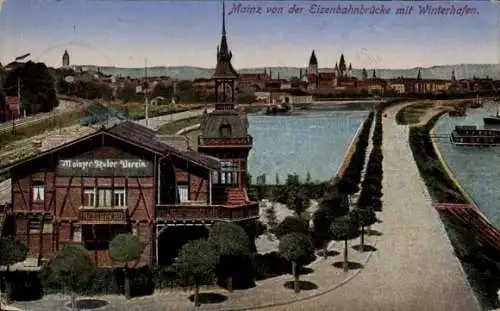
[
  {"x1": 28, "y1": 219, "x2": 41, "y2": 233},
  {"x1": 83, "y1": 188, "x2": 96, "y2": 207},
  {"x1": 98, "y1": 189, "x2": 113, "y2": 207},
  {"x1": 84, "y1": 188, "x2": 126, "y2": 208},
  {"x1": 42, "y1": 217, "x2": 53, "y2": 233},
  {"x1": 219, "y1": 124, "x2": 232, "y2": 138},
  {"x1": 178, "y1": 184, "x2": 189, "y2": 202},
  {"x1": 214, "y1": 161, "x2": 240, "y2": 186},
  {"x1": 71, "y1": 224, "x2": 82, "y2": 242},
  {"x1": 32, "y1": 183, "x2": 44, "y2": 202},
  {"x1": 113, "y1": 189, "x2": 126, "y2": 207}
]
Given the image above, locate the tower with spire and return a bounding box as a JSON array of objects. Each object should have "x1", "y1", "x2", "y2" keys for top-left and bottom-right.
[
  {"x1": 451, "y1": 69, "x2": 456, "y2": 81},
  {"x1": 307, "y1": 50, "x2": 318, "y2": 89},
  {"x1": 62, "y1": 50, "x2": 70, "y2": 68},
  {"x1": 417, "y1": 69, "x2": 422, "y2": 93},
  {"x1": 198, "y1": 0, "x2": 254, "y2": 196},
  {"x1": 212, "y1": 0, "x2": 238, "y2": 106},
  {"x1": 307, "y1": 50, "x2": 318, "y2": 76}
]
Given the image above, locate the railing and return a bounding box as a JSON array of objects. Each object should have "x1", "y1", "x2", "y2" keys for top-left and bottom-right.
[
  {"x1": 79, "y1": 207, "x2": 128, "y2": 223},
  {"x1": 198, "y1": 135, "x2": 253, "y2": 146},
  {"x1": 156, "y1": 203, "x2": 259, "y2": 221}
]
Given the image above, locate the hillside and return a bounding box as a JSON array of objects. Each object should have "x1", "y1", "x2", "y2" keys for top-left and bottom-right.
[{"x1": 81, "y1": 64, "x2": 500, "y2": 81}]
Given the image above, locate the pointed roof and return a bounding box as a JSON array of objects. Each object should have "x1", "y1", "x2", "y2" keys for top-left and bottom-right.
[
  {"x1": 309, "y1": 50, "x2": 318, "y2": 66},
  {"x1": 213, "y1": 0, "x2": 238, "y2": 79},
  {"x1": 63, "y1": 50, "x2": 69, "y2": 57}
]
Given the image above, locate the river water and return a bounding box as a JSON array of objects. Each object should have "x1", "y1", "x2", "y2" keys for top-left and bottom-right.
[
  {"x1": 433, "y1": 104, "x2": 500, "y2": 227},
  {"x1": 247, "y1": 106, "x2": 369, "y2": 184}
]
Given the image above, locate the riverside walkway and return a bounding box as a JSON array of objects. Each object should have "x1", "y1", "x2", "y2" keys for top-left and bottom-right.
[
  {"x1": 269, "y1": 104, "x2": 481, "y2": 311},
  {"x1": 133, "y1": 107, "x2": 214, "y2": 131}
]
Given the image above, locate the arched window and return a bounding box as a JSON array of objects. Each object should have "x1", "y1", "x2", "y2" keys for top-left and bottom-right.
[{"x1": 219, "y1": 124, "x2": 232, "y2": 138}]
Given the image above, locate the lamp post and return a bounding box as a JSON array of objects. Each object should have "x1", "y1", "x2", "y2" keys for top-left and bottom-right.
[{"x1": 144, "y1": 59, "x2": 149, "y2": 127}]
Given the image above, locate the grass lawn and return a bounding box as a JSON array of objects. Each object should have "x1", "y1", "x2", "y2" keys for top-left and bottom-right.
[
  {"x1": 395, "y1": 103, "x2": 432, "y2": 125},
  {"x1": 156, "y1": 116, "x2": 201, "y2": 135}
]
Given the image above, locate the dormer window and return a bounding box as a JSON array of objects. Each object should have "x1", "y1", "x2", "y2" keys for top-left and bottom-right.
[{"x1": 219, "y1": 124, "x2": 232, "y2": 138}]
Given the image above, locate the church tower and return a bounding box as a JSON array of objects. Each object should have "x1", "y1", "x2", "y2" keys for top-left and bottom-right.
[
  {"x1": 307, "y1": 50, "x2": 318, "y2": 89},
  {"x1": 307, "y1": 50, "x2": 318, "y2": 76},
  {"x1": 62, "y1": 50, "x2": 70, "y2": 68},
  {"x1": 198, "y1": 0, "x2": 253, "y2": 202}
]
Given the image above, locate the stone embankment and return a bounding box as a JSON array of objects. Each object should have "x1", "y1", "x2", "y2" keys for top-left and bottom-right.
[{"x1": 134, "y1": 108, "x2": 214, "y2": 131}]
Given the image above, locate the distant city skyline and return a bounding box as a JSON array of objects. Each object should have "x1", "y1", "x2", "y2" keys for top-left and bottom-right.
[{"x1": 0, "y1": 0, "x2": 499, "y2": 69}]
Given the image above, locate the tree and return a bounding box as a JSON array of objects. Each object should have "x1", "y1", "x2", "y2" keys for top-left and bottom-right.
[
  {"x1": 275, "y1": 216, "x2": 310, "y2": 239},
  {"x1": 0, "y1": 237, "x2": 28, "y2": 305},
  {"x1": 351, "y1": 207, "x2": 377, "y2": 250},
  {"x1": 48, "y1": 245, "x2": 95, "y2": 311},
  {"x1": 312, "y1": 206, "x2": 334, "y2": 259},
  {"x1": 117, "y1": 83, "x2": 141, "y2": 103},
  {"x1": 207, "y1": 222, "x2": 251, "y2": 292},
  {"x1": 313, "y1": 194, "x2": 349, "y2": 259},
  {"x1": 3, "y1": 61, "x2": 58, "y2": 114},
  {"x1": 235, "y1": 92, "x2": 256, "y2": 105},
  {"x1": 330, "y1": 215, "x2": 359, "y2": 272},
  {"x1": 176, "y1": 80, "x2": 194, "y2": 102},
  {"x1": 265, "y1": 204, "x2": 279, "y2": 233},
  {"x1": 278, "y1": 233, "x2": 315, "y2": 293},
  {"x1": 151, "y1": 82, "x2": 173, "y2": 100},
  {"x1": 279, "y1": 174, "x2": 310, "y2": 215},
  {"x1": 109, "y1": 233, "x2": 144, "y2": 299},
  {"x1": 175, "y1": 239, "x2": 218, "y2": 307},
  {"x1": 305, "y1": 171, "x2": 312, "y2": 184},
  {"x1": 339, "y1": 54, "x2": 347, "y2": 76},
  {"x1": 362, "y1": 68, "x2": 368, "y2": 80},
  {"x1": 338, "y1": 176, "x2": 359, "y2": 205}
]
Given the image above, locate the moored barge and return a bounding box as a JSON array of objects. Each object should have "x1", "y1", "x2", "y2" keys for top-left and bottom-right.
[{"x1": 450, "y1": 125, "x2": 500, "y2": 146}]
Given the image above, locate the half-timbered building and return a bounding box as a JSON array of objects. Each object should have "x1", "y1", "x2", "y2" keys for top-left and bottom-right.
[
  {"x1": 0, "y1": 120, "x2": 258, "y2": 268},
  {"x1": 0, "y1": 0, "x2": 259, "y2": 270}
]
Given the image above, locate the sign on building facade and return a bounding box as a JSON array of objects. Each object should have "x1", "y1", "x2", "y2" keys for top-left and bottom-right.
[{"x1": 57, "y1": 158, "x2": 153, "y2": 176}]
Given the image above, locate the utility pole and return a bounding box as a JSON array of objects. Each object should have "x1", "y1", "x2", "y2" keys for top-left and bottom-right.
[
  {"x1": 144, "y1": 59, "x2": 149, "y2": 127},
  {"x1": 12, "y1": 77, "x2": 20, "y2": 133}
]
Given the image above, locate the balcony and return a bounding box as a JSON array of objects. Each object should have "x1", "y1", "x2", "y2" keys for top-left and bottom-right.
[
  {"x1": 79, "y1": 207, "x2": 128, "y2": 224},
  {"x1": 198, "y1": 135, "x2": 253, "y2": 147},
  {"x1": 156, "y1": 202, "x2": 259, "y2": 222}
]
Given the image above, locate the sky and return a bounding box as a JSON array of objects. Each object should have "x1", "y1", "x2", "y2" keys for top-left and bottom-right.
[{"x1": 0, "y1": 0, "x2": 499, "y2": 69}]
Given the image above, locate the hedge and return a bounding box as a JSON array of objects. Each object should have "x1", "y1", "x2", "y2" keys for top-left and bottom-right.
[{"x1": 408, "y1": 111, "x2": 467, "y2": 203}]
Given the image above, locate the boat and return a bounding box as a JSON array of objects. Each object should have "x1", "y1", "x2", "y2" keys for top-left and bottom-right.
[
  {"x1": 449, "y1": 106, "x2": 466, "y2": 117},
  {"x1": 265, "y1": 103, "x2": 291, "y2": 115},
  {"x1": 470, "y1": 93, "x2": 483, "y2": 108},
  {"x1": 450, "y1": 125, "x2": 500, "y2": 146},
  {"x1": 483, "y1": 106, "x2": 500, "y2": 125}
]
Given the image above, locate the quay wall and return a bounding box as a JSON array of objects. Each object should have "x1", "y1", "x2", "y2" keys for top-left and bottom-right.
[
  {"x1": 430, "y1": 125, "x2": 497, "y2": 227},
  {"x1": 176, "y1": 124, "x2": 200, "y2": 135},
  {"x1": 335, "y1": 118, "x2": 366, "y2": 178}
]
